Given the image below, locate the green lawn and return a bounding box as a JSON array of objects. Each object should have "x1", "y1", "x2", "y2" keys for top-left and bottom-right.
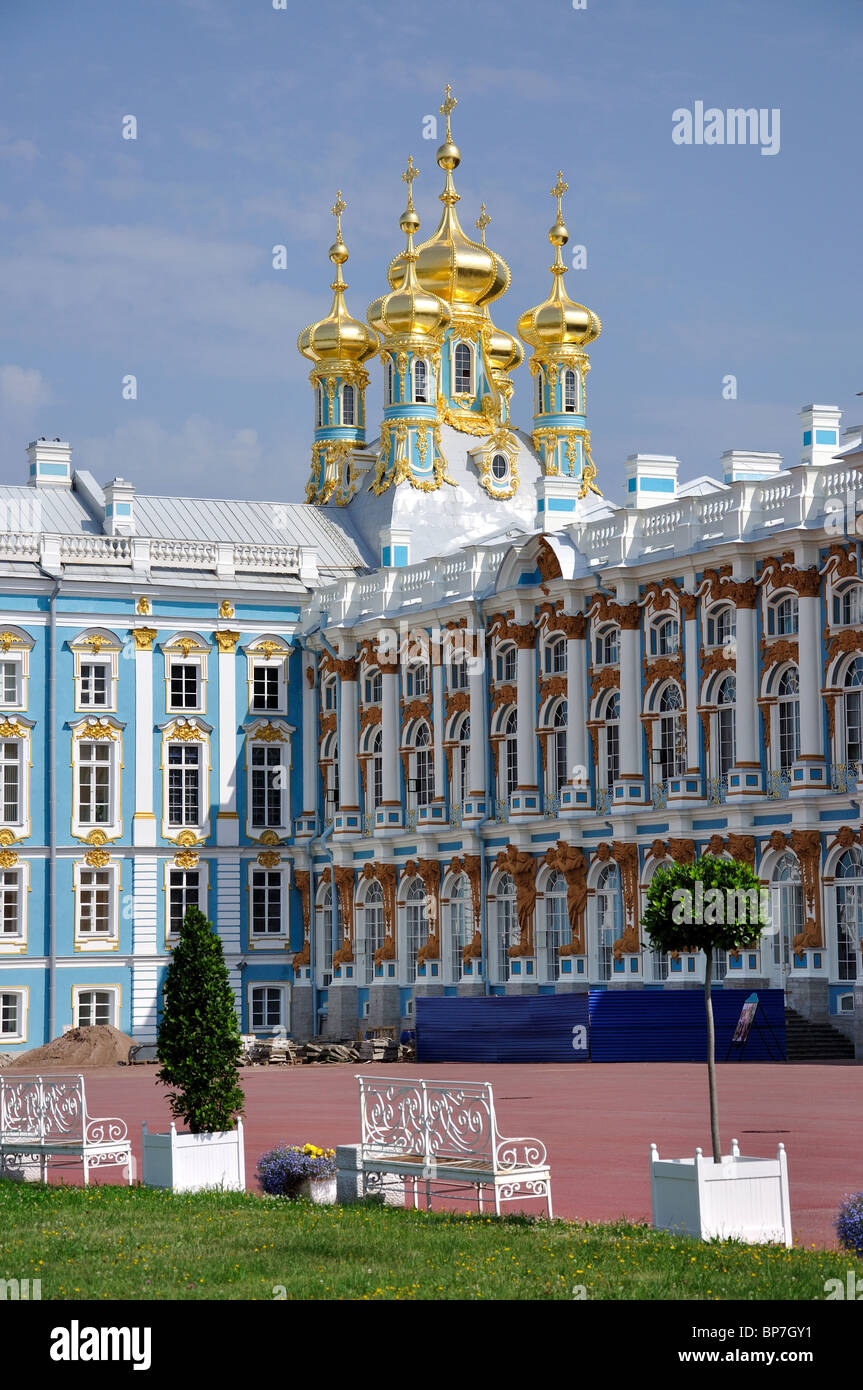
[{"x1": 0, "y1": 1180, "x2": 848, "y2": 1300}]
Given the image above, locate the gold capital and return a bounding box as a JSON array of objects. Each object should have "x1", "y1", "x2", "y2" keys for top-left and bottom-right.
[{"x1": 132, "y1": 627, "x2": 157, "y2": 652}]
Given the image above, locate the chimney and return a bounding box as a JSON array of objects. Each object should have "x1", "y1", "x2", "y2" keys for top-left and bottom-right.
[
  {"x1": 103, "y1": 477, "x2": 136, "y2": 536},
  {"x1": 380, "y1": 526, "x2": 411, "y2": 568},
  {"x1": 26, "y1": 438, "x2": 72, "y2": 488},
  {"x1": 799, "y1": 404, "x2": 841, "y2": 467},
  {"x1": 720, "y1": 450, "x2": 783, "y2": 484},
  {"x1": 625, "y1": 454, "x2": 679, "y2": 508}
]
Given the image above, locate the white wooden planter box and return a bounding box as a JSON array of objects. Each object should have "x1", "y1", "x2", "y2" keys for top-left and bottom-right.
[
  {"x1": 142, "y1": 1120, "x2": 245, "y2": 1193},
  {"x1": 650, "y1": 1139, "x2": 792, "y2": 1247},
  {"x1": 296, "y1": 1175, "x2": 337, "y2": 1204}
]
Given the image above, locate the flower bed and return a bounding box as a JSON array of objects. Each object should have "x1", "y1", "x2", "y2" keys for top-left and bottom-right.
[
  {"x1": 836, "y1": 1193, "x2": 863, "y2": 1258},
  {"x1": 257, "y1": 1143, "x2": 337, "y2": 1198}
]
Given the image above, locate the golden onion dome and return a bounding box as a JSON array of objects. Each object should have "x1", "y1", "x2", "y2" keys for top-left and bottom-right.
[
  {"x1": 517, "y1": 172, "x2": 602, "y2": 351},
  {"x1": 298, "y1": 192, "x2": 379, "y2": 365},
  {"x1": 386, "y1": 87, "x2": 511, "y2": 313},
  {"x1": 485, "y1": 322, "x2": 524, "y2": 375},
  {"x1": 367, "y1": 157, "x2": 452, "y2": 342}
]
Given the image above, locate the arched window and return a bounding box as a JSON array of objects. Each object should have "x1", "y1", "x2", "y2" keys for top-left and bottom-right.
[
  {"x1": 406, "y1": 663, "x2": 428, "y2": 698},
  {"x1": 657, "y1": 684, "x2": 686, "y2": 780},
  {"x1": 835, "y1": 847, "x2": 863, "y2": 981},
  {"x1": 498, "y1": 645, "x2": 517, "y2": 683},
  {"x1": 386, "y1": 359, "x2": 394, "y2": 404},
  {"x1": 652, "y1": 617, "x2": 679, "y2": 656},
  {"x1": 595, "y1": 863, "x2": 621, "y2": 982},
  {"x1": 600, "y1": 692, "x2": 620, "y2": 793},
  {"x1": 563, "y1": 369, "x2": 577, "y2": 413},
  {"x1": 772, "y1": 852, "x2": 802, "y2": 982},
  {"x1": 535, "y1": 368, "x2": 545, "y2": 415},
  {"x1": 412, "y1": 723, "x2": 432, "y2": 807},
  {"x1": 363, "y1": 880, "x2": 384, "y2": 985},
  {"x1": 453, "y1": 714, "x2": 471, "y2": 807},
  {"x1": 342, "y1": 383, "x2": 355, "y2": 426},
  {"x1": 405, "y1": 878, "x2": 427, "y2": 981},
  {"x1": 371, "y1": 729, "x2": 383, "y2": 813},
  {"x1": 770, "y1": 594, "x2": 799, "y2": 637},
  {"x1": 413, "y1": 358, "x2": 428, "y2": 403},
  {"x1": 364, "y1": 670, "x2": 382, "y2": 704},
  {"x1": 776, "y1": 667, "x2": 800, "y2": 770},
  {"x1": 502, "y1": 709, "x2": 518, "y2": 800},
  {"x1": 596, "y1": 626, "x2": 619, "y2": 666},
  {"x1": 843, "y1": 657, "x2": 863, "y2": 765},
  {"x1": 545, "y1": 636, "x2": 567, "y2": 674},
  {"x1": 315, "y1": 385, "x2": 323, "y2": 429},
  {"x1": 496, "y1": 873, "x2": 515, "y2": 982},
  {"x1": 549, "y1": 701, "x2": 568, "y2": 795},
  {"x1": 322, "y1": 678, "x2": 337, "y2": 712},
  {"x1": 716, "y1": 674, "x2": 736, "y2": 777},
  {"x1": 545, "y1": 871, "x2": 567, "y2": 981},
  {"x1": 448, "y1": 873, "x2": 472, "y2": 982},
  {"x1": 835, "y1": 583, "x2": 863, "y2": 627},
  {"x1": 708, "y1": 605, "x2": 736, "y2": 648},
  {"x1": 454, "y1": 342, "x2": 473, "y2": 395},
  {"x1": 316, "y1": 882, "x2": 338, "y2": 982}
]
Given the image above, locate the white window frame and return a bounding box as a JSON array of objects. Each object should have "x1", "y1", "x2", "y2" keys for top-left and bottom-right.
[
  {"x1": 244, "y1": 722, "x2": 293, "y2": 840},
  {"x1": 246, "y1": 639, "x2": 290, "y2": 716},
  {"x1": 247, "y1": 859, "x2": 290, "y2": 942},
  {"x1": 163, "y1": 860, "x2": 210, "y2": 944},
  {"x1": 159, "y1": 720, "x2": 212, "y2": 842},
  {"x1": 73, "y1": 985, "x2": 120, "y2": 1030},
  {"x1": 0, "y1": 651, "x2": 28, "y2": 710},
  {"x1": 0, "y1": 728, "x2": 31, "y2": 837},
  {"x1": 0, "y1": 860, "x2": 28, "y2": 954},
  {"x1": 248, "y1": 982, "x2": 290, "y2": 1033},
  {"x1": 70, "y1": 719, "x2": 123, "y2": 842},
  {"x1": 452, "y1": 339, "x2": 474, "y2": 397},
  {"x1": 70, "y1": 631, "x2": 121, "y2": 714},
  {"x1": 166, "y1": 657, "x2": 204, "y2": 714},
  {"x1": 0, "y1": 987, "x2": 28, "y2": 1042},
  {"x1": 74, "y1": 859, "x2": 121, "y2": 951}
]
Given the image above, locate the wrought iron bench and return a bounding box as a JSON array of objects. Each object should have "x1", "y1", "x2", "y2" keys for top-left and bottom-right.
[
  {"x1": 357, "y1": 1075, "x2": 552, "y2": 1217},
  {"x1": 0, "y1": 1073, "x2": 135, "y2": 1185}
]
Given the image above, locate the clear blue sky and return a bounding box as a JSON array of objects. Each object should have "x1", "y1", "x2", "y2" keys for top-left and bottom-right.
[{"x1": 0, "y1": 0, "x2": 860, "y2": 505}]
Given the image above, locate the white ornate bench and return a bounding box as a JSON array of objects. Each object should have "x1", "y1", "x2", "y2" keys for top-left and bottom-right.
[
  {"x1": 357, "y1": 1075, "x2": 552, "y2": 1217},
  {"x1": 0, "y1": 1073, "x2": 134, "y2": 1185}
]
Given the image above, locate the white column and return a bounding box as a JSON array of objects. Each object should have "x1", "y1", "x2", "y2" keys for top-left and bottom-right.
[
  {"x1": 131, "y1": 855, "x2": 159, "y2": 1042},
  {"x1": 339, "y1": 665, "x2": 359, "y2": 809},
  {"x1": 733, "y1": 603, "x2": 759, "y2": 768},
  {"x1": 797, "y1": 593, "x2": 824, "y2": 763},
  {"x1": 516, "y1": 643, "x2": 537, "y2": 789},
  {"x1": 217, "y1": 857, "x2": 243, "y2": 1019},
  {"x1": 468, "y1": 661, "x2": 486, "y2": 798},
  {"x1": 132, "y1": 630, "x2": 156, "y2": 847},
  {"x1": 431, "y1": 653, "x2": 445, "y2": 801},
  {"x1": 684, "y1": 613, "x2": 700, "y2": 771},
  {"x1": 618, "y1": 624, "x2": 644, "y2": 792},
  {"x1": 566, "y1": 628, "x2": 587, "y2": 782},
  {"x1": 217, "y1": 634, "x2": 240, "y2": 846},
  {"x1": 381, "y1": 666, "x2": 400, "y2": 805},
  {"x1": 302, "y1": 651, "x2": 317, "y2": 815}
]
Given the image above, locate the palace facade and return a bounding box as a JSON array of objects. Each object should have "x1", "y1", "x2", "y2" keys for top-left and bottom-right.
[{"x1": 2, "y1": 89, "x2": 862, "y2": 1055}]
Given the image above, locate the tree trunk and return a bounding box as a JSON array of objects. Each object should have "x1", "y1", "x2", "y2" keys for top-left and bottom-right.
[{"x1": 704, "y1": 947, "x2": 721, "y2": 1163}]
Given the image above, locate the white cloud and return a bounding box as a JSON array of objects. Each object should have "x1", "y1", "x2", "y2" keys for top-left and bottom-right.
[{"x1": 77, "y1": 414, "x2": 270, "y2": 495}]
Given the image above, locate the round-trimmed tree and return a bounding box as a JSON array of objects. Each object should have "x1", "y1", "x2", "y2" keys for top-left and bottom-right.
[
  {"x1": 641, "y1": 854, "x2": 770, "y2": 1163},
  {"x1": 156, "y1": 905, "x2": 245, "y2": 1134}
]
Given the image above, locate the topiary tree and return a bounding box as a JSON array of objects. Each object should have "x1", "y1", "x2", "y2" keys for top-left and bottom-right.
[
  {"x1": 641, "y1": 854, "x2": 769, "y2": 1163},
  {"x1": 156, "y1": 905, "x2": 245, "y2": 1134}
]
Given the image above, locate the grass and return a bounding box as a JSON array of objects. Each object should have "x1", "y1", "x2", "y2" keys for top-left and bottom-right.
[{"x1": 0, "y1": 1180, "x2": 851, "y2": 1301}]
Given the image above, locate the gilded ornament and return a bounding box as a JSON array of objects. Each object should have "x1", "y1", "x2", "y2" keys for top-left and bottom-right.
[
  {"x1": 0, "y1": 849, "x2": 18, "y2": 867},
  {"x1": 174, "y1": 849, "x2": 199, "y2": 869},
  {"x1": 132, "y1": 628, "x2": 158, "y2": 652},
  {"x1": 136, "y1": 596, "x2": 151, "y2": 615},
  {"x1": 84, "y1": 849, "x2": 111, "y2": 868},
  {"x1": 257, "y1": 851, "x2": 282, "y2": 868},
  {"x1": 213, "y1": 630, "x2": 240, "y2": 655}
]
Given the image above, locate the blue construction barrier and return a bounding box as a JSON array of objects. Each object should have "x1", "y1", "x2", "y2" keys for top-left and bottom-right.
[
  {"x1": 415, "y1": 994, "x2": 590, "y2": 1064},
  {"x1": 588, "y1": 988, "x2": 786, "y2": 1062}
]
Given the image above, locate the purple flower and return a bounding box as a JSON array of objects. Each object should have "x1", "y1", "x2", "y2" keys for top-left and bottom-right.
[
  {"x1": 256, "y1": 1144, "x2": 337, "y2": 1196},
  {"x1": 836, "y1": 1193, "x2": 863, "y2": 1258}
]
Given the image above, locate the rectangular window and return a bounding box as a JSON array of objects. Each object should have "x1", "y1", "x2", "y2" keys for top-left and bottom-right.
[
  {"x1": 252, "y1": 663, "x2": 281, "y2": 712},
  {"x1": 76, "y1": 990, "x2": 115, "y2": 1028},
  {"x1": 251, "y1": 745, "x2": 284, "y2": 828},
  {"x1": 0, "y1": 741, "x2": 21, "y2": 823},
  {"x1": 169, "y1": 869, "x2": 200, "y2": 935},
  {"x1": 0, "y1": 662, "x2": 20, "y2": 705},
  {"x1": 0, "y1": 869, "x2": 21, "y2": 935},
  {"x1": 0, "y1": 991, "x2": 21, "y2": 1036},
  {"x1": 251, "y1": 869, "x2": 283, "y2": 934},
  {"x1": 80, "y1": 662, "x2": 110, "y2": 708},
  {"x1": 78, "y1": 869, "x2": 112, "y2": 934},
  {"x1": 169, "y1": 662, "x2": 200, "y2": 710},
  {"x1": 78, "y1": 742, "x2": 111, "y2": 825},
  {"x1": 252, "y1": 986, "x2": 283, "y2": 1028},
  {"x1": 168, "y1": 743, "x2": 201, "y2": 826}
]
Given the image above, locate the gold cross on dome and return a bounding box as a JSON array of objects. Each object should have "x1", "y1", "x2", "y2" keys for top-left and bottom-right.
[
  {"x1": 550, "y1": 171, "x2": 568, "y2": 221},
  {"x1": 475, "y1": 203, "x2": 491, "y2": 245},
  {"x1": 440, "y1": 83, "x2": 457, "y2": 141},
  {"x1": 330, "y1": 190, "x2": 346, "y2": 238},
  {"x1": 401, "y1": 154, "x2": 418, "y2": 209}
]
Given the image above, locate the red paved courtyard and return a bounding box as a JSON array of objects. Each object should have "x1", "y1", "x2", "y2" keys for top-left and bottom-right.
[{"x1": 26, "y1": 1060, "x2": 860, "y2": 1248}]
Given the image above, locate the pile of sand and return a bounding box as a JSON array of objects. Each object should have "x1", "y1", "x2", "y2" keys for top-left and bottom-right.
[{"x1": 5, "y1": 1025, "x2": 138, "y2": 1071}]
